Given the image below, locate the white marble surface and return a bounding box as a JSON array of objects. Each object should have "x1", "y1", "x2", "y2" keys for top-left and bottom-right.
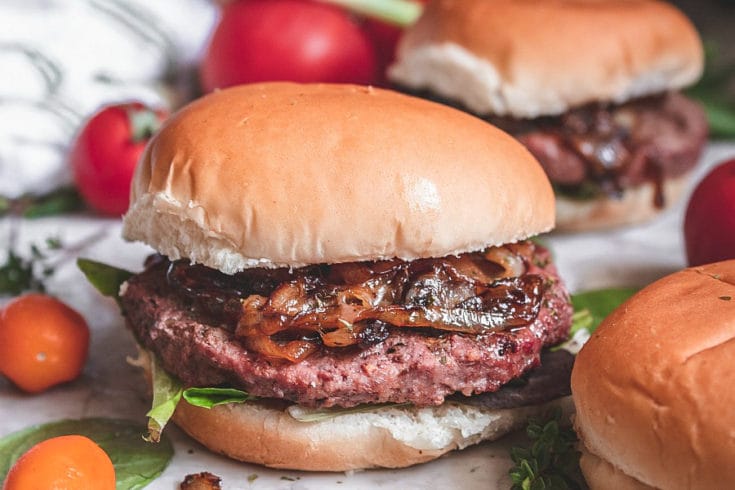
[{"x1": 1, "y1": 142, "x2": 734, "y2": 489}]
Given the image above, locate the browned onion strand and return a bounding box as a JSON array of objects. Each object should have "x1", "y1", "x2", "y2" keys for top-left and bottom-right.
[{"x1": 165, "y1": 243, "x2": 549, "y2": 362}]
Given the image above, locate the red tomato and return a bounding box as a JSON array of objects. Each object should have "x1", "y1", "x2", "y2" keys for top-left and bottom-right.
[
  {"x1": 362, "y1": 19, "x2": 402, "y2": 86},
  {"x1": 70, "y1": 103, "x2": 166, "y2": 216},
  {"x1": 200, "y1": 0, "x2": 378, "y2": 91},
  {"x1": 684, "y1": 159, "x2": 735, "y2": 266},
  {"x1": 363, "y1": 0, "x2": 427, "y2": 85}
]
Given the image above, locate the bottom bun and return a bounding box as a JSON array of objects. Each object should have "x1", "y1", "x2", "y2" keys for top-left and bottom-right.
[
  {"x1": 579, "y1": 445, "x2": 653, "y2": 490},
  {"x1": 172, "y1": 394, "x2": 573, "y2": 471},
  {"x1": 555, "y1": 173, "x2": 690, "y2": 232}
]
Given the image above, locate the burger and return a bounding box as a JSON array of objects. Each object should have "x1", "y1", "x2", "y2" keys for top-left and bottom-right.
[
  {"x1": 572, "y1": 260, "x2": 735, "y2": 488},
  {"x1": 388, "y1": 0, "x2": 708, "y2": 231},
  {"x1": 118, "y1": 82, "x2": 573, "y2": 470}
]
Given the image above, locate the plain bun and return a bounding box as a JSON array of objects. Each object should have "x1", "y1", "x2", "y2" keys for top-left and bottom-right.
[
  {"x1": 572, "y1": 260, "x2": 735, "y2": 489},
  {"x1": 389, "y1": 0, "x2": 703, "y2": 118},
  {"x1": 122, "y1": 83, "x2": 553, "y2": 273},
  {"x1": 555, "y1": 173, "x2": 690, "y2": 232},
  {"x1": 173, "y1": 392, "x2": 573, "y2": 471}
]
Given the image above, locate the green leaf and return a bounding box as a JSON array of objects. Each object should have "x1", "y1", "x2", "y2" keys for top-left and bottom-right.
[
  {"x1": 319, "y1": 0, "x2": 422, "y2": 26},
  {"x1": 182, "y1": 387, "x2": 256, "y2": 409},
  {"x1": 0, "y1": 418, "x2": 173, "y2": 490},
  {"x1": 77, "y1": 258, "x2": 133, "y2": 301},
  {"x1": 509, "y1": 409, "x2": 582, "y2": 490},
  {"x1": 145, "y1": 358, "x2": 183, "y2": 443},
  {"x1": 701, "y1": 99, "x2": 735, "y2": 138},
  {"x1": 571, "y1": 287, "x2": 637, "y2": 333},
  {"x1": 553, "y1": 287, "x2": 637, "y2": 354},
  {"x1": 22, "y1": 187, "x2": 84, "y2": 218}
]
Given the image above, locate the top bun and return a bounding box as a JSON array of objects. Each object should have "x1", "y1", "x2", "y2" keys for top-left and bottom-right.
[
  {"x1": 123, "y1": 83, "x2": 553, "y2": 273},
  {"x1": 389, "y1": 0, "x2": 703, "y2": 118},
  {"x1": 572, "y1": 260, "x2": 735, "y2": 489}
]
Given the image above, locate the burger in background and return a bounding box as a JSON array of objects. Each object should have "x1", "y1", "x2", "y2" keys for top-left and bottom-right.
[
  {"x1": 572, "y1": 260, "x2": 735, "y2": 488},
  {"x1": 389, "y1": 0, "x2": 708, "y2": 231},
  {"x1": 114, "y1": 83, "x2": 574, "y2": 470}
]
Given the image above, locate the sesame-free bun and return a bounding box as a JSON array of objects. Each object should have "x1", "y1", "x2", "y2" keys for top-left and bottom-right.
[
  {"x1": 123, "y1": 83, "x2": 554, "y2": 273},
  {"x1": 389, "y1": 0, "x2": 703, "y2": 118},
  {"x1": 555, "y1": 172, "x2": 690, "y2": 232},
  {"x1": 571, "y1": 260, "x2": 735, "y2": 489},
  {"x1": 172, "y1": 389, "x2": 573, "y2": 471}
]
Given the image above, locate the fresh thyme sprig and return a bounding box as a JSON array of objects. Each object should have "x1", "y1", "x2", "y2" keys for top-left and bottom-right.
[
  {"x1": 509, "y1": 409, "x2": 583, "y2": 490},
  {"x1": 0, "y1": 235, "x2": 63, "y2": 296}
]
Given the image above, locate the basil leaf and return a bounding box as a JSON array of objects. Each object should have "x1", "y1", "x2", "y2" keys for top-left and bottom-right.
[
  {"x1": 0, "y1": 418, "x2": 173, "y2": 490},
  {"x1": 183, "y1": 387, "x2": 256, "y2": 409},
  {"x1": 145, "y1": 357, "x2": 183, "y2": 443},
  {"x1": 77, "y1": 258, "x2": 133, "y2": 301},
  {"x1": 287, "y1": 403, "x2": 409, "y2": 423}
]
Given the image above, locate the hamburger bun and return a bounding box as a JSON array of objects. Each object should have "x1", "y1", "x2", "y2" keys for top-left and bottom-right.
[
  {"x1": 172, "y1": 387, "x2": 573, "y2": 471},
  {"x1": 123, "y1": 83, "x2": 554, "y2": 273},
  {"x1": 571, "y1": 260, "x2": 735, "y2": 489},
  {"x1": 555, "y1": 171, "x2": 691, "y2": 232},
  {"x1": 389, "y1": 0, "x2": 703, "y2": 119}
]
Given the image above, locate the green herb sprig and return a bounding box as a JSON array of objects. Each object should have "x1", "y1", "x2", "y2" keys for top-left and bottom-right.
[
  {"x1": 0, "y1": 187, "x2": 84, "y2": 219},
  {"x1": 0, "y1": 236, "x2": 62, "y2": 296},
  {"x1": 509, "y1": 409, "x2": 582, "y2": 490}
]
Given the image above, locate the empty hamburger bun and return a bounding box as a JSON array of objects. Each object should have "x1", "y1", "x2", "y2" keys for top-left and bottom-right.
[
  {"x1": 389, "y1": 0, "x2": 703, "y2": 119},
  {"x1": 571, "y1": 260, "x2": 735, "y2": 489}
]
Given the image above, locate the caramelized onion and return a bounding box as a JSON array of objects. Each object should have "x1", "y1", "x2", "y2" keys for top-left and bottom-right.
[{"x1": 167, "y1": 243, "x2": 548, "y2": 362}]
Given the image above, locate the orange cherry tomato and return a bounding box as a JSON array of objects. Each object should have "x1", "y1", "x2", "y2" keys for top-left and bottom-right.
[
  {"x1": 3, "y1": 435, "x2": 116, "y2": 490},
  {"x1": 0, "y1": 294, "x2": 89, "y2": 393}
]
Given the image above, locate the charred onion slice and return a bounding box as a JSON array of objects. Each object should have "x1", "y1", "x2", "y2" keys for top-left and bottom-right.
[{"x1": 166, "y1": 243, "x2": 548, "y2": 362}]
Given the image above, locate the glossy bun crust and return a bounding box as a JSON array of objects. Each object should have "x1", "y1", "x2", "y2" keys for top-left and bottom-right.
[
  {"x1": 572, "y1": 260, "x2": 735, "y2": 489},
  {"x1": 390, "y1": 0, "x2": 703, "y2": 118},
  {"x1": 123, "y1": 83, "x2": 554, "y2": 273}
]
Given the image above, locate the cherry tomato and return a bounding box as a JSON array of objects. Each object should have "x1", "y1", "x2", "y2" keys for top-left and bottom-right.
[
  {"x1": 200, "y1": 0, "x2": 378, "y2": 91},
  {"x1": 70, "y1": 103, "x2": 166, "y2": 216},
  {"x1": 684, "y1": 159, "x2": 735, "y2": 266},
  {"x1": 3, "y1": 435, "x2": 115, "y2": 490},
  {"x1": 362, "y1": 19, "x2": 402, "y2": 86},
  {"x1": 0, "y1": 294, "x2": 89, "y2": 393}
]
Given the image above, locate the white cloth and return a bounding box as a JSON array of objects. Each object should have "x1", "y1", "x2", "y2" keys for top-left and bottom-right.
[{"x1": 0, "y1": 0, "x2": 218, "y2": 198}]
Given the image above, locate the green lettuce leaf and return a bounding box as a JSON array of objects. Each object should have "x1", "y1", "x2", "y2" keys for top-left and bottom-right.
[
  {"x1": 555, "y1": 287, "x2": 638, "y2": 354},
  {"x1": 571, "y1": 287, "x2": 638, "y2": 332},
  {"x1": 143, "y1": 354, "x2": 257, "y2": 440},
  {"x1": 145, "y1": 357, "x2": 183, "y2": 443},
  {"x1": 77, "y1": 258, "x2": 133, "y2": 301},
  {"x1": 182, "y1": 387, "x2": 256, "y2": 409},
  {"x1": 0, "y1": 418, "x2": 173, "y2": 490}
]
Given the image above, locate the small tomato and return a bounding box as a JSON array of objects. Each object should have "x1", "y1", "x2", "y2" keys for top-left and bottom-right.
[
  {"x1": 0, "y1": 294, "x2": 90, "y2": 393},
  {"x1": 684, "y1": 158, "x2": 735, "y2": 266},
  {"x1": 200, "y1": 0, "x2": 378, "y2": 91},
  {"x1": 3, "y1": 435, "x2": 115, "y2": 490},
  {"x1": 70, "y1": 103, "x2": 166, "y2": 216}
]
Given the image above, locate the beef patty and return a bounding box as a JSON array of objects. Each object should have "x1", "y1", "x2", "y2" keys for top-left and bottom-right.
[
  {"x1": 400, "y1": 89, "x2": 707, "y2": 205},
  {"x1": 120, "y1": 242, "x2": 572, "y2": 408}
]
